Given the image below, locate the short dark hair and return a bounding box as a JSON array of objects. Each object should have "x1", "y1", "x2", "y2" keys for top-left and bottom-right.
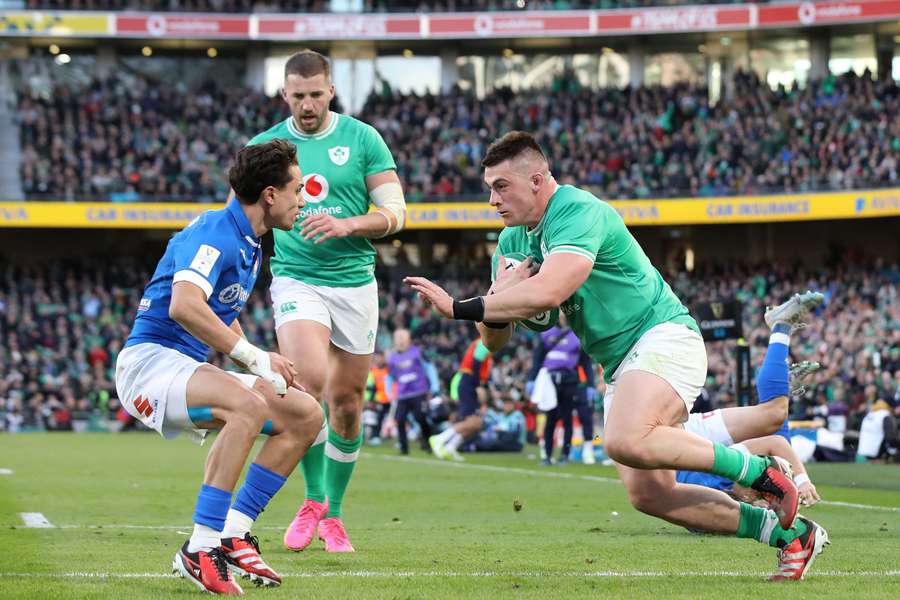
[
  {"x1": 228, "y1": 140, "x2": 297, "y2": 204},
  {"x1": 481, "y1": 131, "x2": 547, "y2": 168},
  {"x1": 284, "y1": 49, "x2": 331, "y2": 80}
]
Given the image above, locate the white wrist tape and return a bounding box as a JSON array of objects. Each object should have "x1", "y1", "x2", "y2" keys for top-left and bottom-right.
[
  {"x1": 369, "y1": 182, "x2": 405, "y2": 235},
  {"x1": 793, "y1": 473, "x2": 810, "y2": 487},
  {"x1": 229, "y1": 338, "x2": 287, "y2": 395}
]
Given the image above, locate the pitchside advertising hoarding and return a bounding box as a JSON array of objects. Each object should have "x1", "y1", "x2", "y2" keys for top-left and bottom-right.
[
  {"x1": 3, "y1": 1, "x2": 900, "y2": 39},
  {"x1": 0, "y1": 188, "x2": 897, "y2": 229}
]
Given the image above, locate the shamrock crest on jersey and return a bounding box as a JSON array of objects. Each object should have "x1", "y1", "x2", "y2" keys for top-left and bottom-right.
[{"x1": 328, "y1": 146, "x2": 350, "y2": 166}]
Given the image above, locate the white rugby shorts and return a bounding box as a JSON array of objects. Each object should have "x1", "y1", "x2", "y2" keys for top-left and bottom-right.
[
  {"x1": 684, "y1": 409, "x2": 734, "y2": 446},
  {"x1": 270, "y1": 276, "x2": 378, "y2": 355},
  {"x1": 603, "y1": 322, "x2": 708, "y2": 423},
  {"x1": 115, "y1": 342, "x2": 257, "y2": 440}
]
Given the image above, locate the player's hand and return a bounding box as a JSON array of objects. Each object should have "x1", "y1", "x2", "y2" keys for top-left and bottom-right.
[
  {"x1": 798, "y1": 480, "x2": 820, "y2": 506},
  {"x1": 300, "y1": 213, "x2": 354, "y2": 244},
  {"x1": 490, "y1": 255, "x2": 536, "y2": 294},
  {"x1": 404, "y1": 276, "x2": 454, "y2": 319},
  {"x1": 268, "y1": 352, "x2": 298, "y2": 395}
]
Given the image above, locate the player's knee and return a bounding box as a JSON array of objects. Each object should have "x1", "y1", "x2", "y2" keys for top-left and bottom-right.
[
  {"x1": 604, "y1": 432, "x2": 641, "y2": 466},
  {"x1": 624, "y1": 479, "x2": 672, "y2": 516},
  {"x1": 228, "y1": 388, "x2": 268, "y2": 430},
  {"x1": 762, "y1": 398, "x2": 788, "y2": 432},
  {"x1": 303, "y1": 373, "x2": 327, "y2": 400}
]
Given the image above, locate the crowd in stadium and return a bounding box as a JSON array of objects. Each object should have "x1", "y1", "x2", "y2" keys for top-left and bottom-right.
[
  {"x1": 3, "y1": 257, "x2": 898, "y2": 458},
  {"x1": 17, "y1": 67, "x2": 900, "y2": 202},
  {"x1": 23, "y1": 0, "x2": 762, "y2": 13}
]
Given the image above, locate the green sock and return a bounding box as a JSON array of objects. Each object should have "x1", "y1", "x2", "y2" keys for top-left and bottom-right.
[
  {"x1": 300, "y1": 421, "x2": 327, "y2": 504},
  {"x1": 323, "y1": 428, "x2": 363, "y2": 518},
  {"x1": 711, "y1": 442, "x2": 769, "y2": 487},
  {"x1": 736, "y1": 502, "x2": 808, "y2": 548}
]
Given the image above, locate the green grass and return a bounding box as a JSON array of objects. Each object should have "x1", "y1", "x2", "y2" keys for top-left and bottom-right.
[{"x1": 1, "y1": 434, "x2": 899, "y2": 599}]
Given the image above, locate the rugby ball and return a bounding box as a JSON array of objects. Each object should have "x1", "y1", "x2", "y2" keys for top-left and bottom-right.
[{"x1": 519, "y1": 307, "x2": 560, "y2": 332}]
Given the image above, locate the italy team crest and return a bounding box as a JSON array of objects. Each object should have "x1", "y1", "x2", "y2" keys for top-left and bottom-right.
[{"x1": 328, "y1": 146, "x2": 350, "y2": 166}]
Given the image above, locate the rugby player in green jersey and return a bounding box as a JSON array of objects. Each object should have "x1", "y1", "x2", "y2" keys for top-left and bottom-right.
[
  {"x1": 246, "y1": 50, "x2": 405, "y2": 553},
  {"x1": 407, "y1": 132, "x2": 828, "y2": 581}
]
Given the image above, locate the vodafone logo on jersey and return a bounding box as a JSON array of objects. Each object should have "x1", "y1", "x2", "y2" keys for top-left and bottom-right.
[{"x1": 302, "y1": 173, "x2": 329, "y2": 204}]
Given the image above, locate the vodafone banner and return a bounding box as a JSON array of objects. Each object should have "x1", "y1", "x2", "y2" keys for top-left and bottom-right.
[
  {"x1": 3, "y1": 1, "x2": 900, "y2": 41},
  {"x1": 257, "y1": 14, "x2": 420, "y2": 40},
  {"x1": 429, "y1": 11, "x2": 593, "y2": 38},
  {"x1": 597, "y1": 5, "x2": 751, "y2": 34},
  {"x1": 758, "y1": 0, "x2": 900, "y2": 27},
  {"x1": 114, "y1": 14, "x2": 249, "y2": 38}
]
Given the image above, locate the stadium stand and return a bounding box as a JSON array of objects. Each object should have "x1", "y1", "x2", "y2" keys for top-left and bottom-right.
[
  {"x1": 3, "y1": 257, "x2": 898, "y2": 437},
  {"x1": 15, "y1": 66, "x2": 899, "y2": 202}
]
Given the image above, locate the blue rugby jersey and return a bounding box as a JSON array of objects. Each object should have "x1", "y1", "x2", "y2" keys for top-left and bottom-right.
[{"x1": 125, "y1": 200, "x2": 261, "y2": 361}]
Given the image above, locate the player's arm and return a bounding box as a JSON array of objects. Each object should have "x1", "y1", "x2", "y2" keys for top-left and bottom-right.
[
  {"x1": 170, "y1": 282, "x2": 244, "y2": 356},
  {"x1": 169, "y1": 283, "x2": 295, "y2": 392},
  {"x1": 299, "y1": 170, "x2": 405, "y2": 243},
  {"x1": 406, "y1": 253, "x2": 591, "y2": 323},
  {"x1": 228, "y1": 317, "x2": 246, "y2": 339},
  {"x1": 740, "y1": 436, "x2": 820, "y2": 505},
  {"x1": 476, "y1": 321, "x2": 513, "y2": 353}
]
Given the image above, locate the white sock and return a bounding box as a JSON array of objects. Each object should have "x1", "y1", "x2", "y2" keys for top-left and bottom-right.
[
  {"x1": 445, "y1": 432, "x2": 464, "y2": 451},
  {"x1": 221, "y1": 508, "x2": 254, "y2": 539},
  {"x1": 583, "y1": 442, "x2": 593, "y2": 453},
  {"x1": 436, "y1": 427, "x2": 456, "y2": 444},
  {"x1": 187, "y1": 523, "x2": 222, "y2": 553}
]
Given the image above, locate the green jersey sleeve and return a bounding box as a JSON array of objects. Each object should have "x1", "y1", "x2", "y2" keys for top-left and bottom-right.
[
  {"x1": 543, "y1": 193, "x2": 604, "y2": 263},
  {"x1": 361, "y1": 124, "x2": 396, "y2": 177}
]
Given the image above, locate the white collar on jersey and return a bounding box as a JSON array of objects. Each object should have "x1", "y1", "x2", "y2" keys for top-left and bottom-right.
[{"x1": 286, "y1": 112, "x2": 340, "y2": 140}]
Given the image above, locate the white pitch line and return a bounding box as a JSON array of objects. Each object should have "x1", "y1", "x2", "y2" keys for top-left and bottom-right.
[
  {"x1": 0, "y1": 570, "x2": 898, "y2": 579},
  {"x1": 819, "y1": 500, "x2": 900, "y2": 513},
  {"x1": 19, "y1": 513, "x2": 54, "y2": 528},
  {"x1": 370, "y1": 453, "x2": 620, "y2": 484},
  {"x1": 0, "y1": 468, "x2": 13, "y2": 475},
  {"x1": 370, "y1": 453, "x2": 900, "y2": 513}
]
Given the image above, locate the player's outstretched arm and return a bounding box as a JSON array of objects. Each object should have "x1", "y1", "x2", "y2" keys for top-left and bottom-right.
[
  {"x1": 170, "y1": 281, "x2": 297, "y2": 393},
  {"x1": 407, "y1": 253, "x2": 592, "y2": 325}
]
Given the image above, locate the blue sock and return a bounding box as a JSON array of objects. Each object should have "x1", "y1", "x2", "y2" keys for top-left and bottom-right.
[
  {"x1": 232, "y1": 463, "x2": 287, "y2": 521},
  {"x1": 757, "y1": 322, "x2": 791, "y2": 439},
  {"x1": 193, "y1": 484, "x2": 232, "y2": 531}
]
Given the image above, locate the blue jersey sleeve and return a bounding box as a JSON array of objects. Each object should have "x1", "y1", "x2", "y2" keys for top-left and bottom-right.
[{"x1": 171, "y1": 226, "x2": 230, "y2": 299}]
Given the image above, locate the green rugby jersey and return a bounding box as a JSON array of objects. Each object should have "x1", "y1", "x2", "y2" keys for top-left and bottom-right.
[
  {"x1": 248, "y1": 112, "x2": 396, "y2": 287},
  {"x1": 490, "y1": 185, "x2": 699, "y2": 381}
]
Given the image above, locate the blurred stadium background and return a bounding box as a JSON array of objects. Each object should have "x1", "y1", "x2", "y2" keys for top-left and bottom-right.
[{"x1": 0, "y1": 0, "x2": 898, "y2": 596}]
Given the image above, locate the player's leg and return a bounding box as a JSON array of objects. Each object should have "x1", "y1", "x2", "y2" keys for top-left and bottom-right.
[
  {"x1": 411, "y1": 393, "x2": 432, "y2": 451},
  {"x1": 558, "y1": 385, "x2": 576, "y2": 465},
  {"x1": 318, "y1": 343, "x2": 369, "y2": 551},
  {"x1": 309, "y1": 279, "x2": 378, "y2": 551},
  {"x1": 695, "y1": 294, "x2": 823, "y2": 445},
  {"x1": 542, "y1": 406, "x2": 559, "y2": 464},
  {"x1": 271, "y1": 276, "x2": 334, "y2": 551},
  {"x1": 172, "y1": 365, "x2": 272, "y2": 596},
  {"x1": 212, "y1": 377, "x2": 324, "y2": 586},
  {"x1": 576, "y1": 390, "x2": 596, "y2": 464},
  {"x1": 431, "y1": 374, "x2": 480, "y2": 460},
  {"x1": 607, "y1": 376, "x2": 827, "y2": 577},
  {"x1": 603, "y1": 323, "x2": 799, "y2": 528},
  {"x1": 395, "y1": 397, "x2": 412, "y2": 454}
]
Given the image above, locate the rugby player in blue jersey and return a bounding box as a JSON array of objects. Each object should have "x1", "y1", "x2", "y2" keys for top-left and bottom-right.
[{"x1": 115, "y1": 140, "x2": 324, "y2": 595}]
